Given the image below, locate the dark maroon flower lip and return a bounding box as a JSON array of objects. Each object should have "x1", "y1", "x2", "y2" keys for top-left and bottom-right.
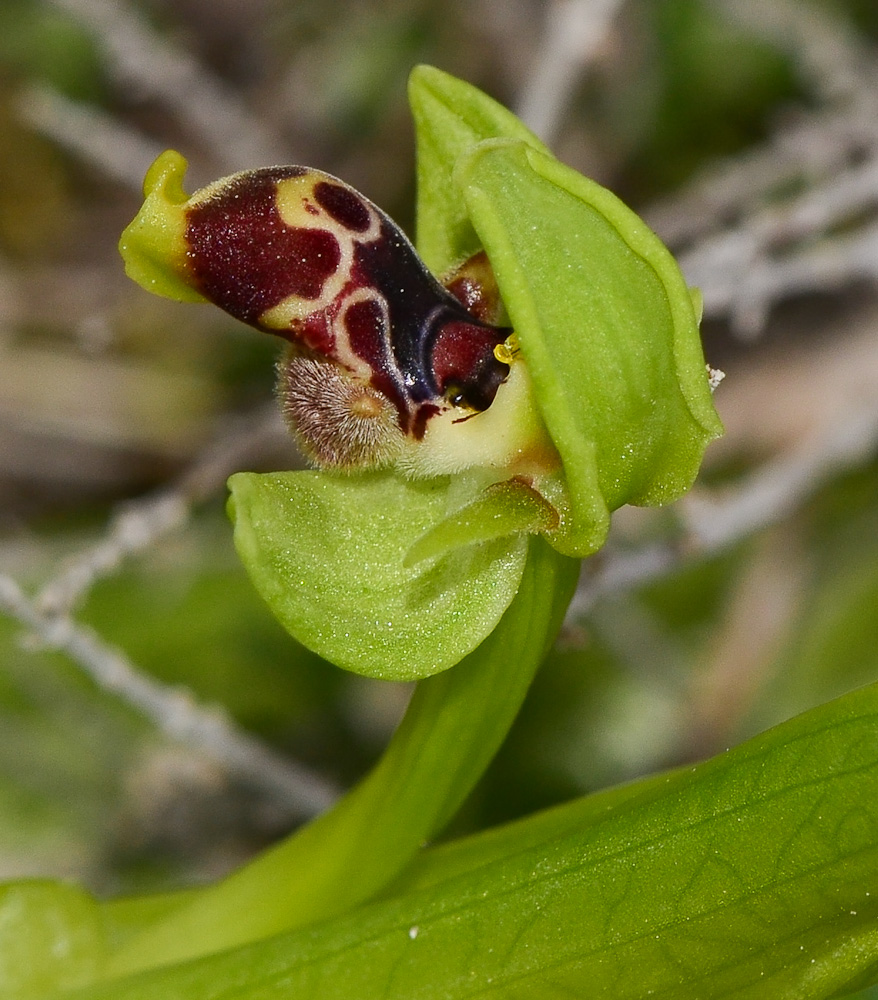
[
  {"x1": 183, "y1": 165, "x2": 510, "y2": 440},
  {"x1": 186, "y1": 167, "x2": 317, "y2": 323}
]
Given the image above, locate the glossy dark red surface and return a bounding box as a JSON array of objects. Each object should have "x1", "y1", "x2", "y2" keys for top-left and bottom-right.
[
  {"x1": 184, "y1": 166, "x2": 512, "y2": 445},
  {"x1": 430, "y1": 320, "x2": 509, "y2": 410},
  {"x1": 350, "y1": 220, "x2": 509, "y2": 413},
  {"x1": 314, "y1": 180, "x2": 372, "y2": 232},
  {"x1": 186, "y1": 168, "x2": 340, "y2": 324}
]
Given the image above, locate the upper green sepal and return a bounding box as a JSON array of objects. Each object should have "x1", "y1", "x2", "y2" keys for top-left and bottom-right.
[
  {"x1": 457, "y1": 138, "x2": 723, "y2": 554},
  {"x1": 408, "y1": 64, "x2": 549, "y2": 274},
  {"x1": 408, "y1": 67, "x2": 723, "y2": 557},
  {"x1": 118, "y1": 150, "x2": 207, "y2": 304}
]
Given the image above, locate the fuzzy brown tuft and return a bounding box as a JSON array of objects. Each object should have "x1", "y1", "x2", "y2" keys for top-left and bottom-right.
[{"x1": 277, "y1": 353, "x2": 403, "y2": 469}]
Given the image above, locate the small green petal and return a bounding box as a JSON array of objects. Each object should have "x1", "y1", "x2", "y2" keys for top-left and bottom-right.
[
  {"x1": 404, "y1": 477, "x2": 559, "y2": 566},
  {"x1": 118, "y1": 149, "x2": 206, "y2": 304}
]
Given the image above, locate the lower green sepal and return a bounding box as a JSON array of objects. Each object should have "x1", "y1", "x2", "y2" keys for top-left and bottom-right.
[
  {"x1": 228, "y1": 470, "x2": 533, "y2": 679},
  {"x1": 0, "y1": 880, "x2": 105, "y2": 998}
]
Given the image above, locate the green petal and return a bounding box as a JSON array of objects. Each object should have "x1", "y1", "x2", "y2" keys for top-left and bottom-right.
[
  {"x1": 404, "y1": 477, "x2": 559, "y2": 566},
  {"x1": 227, "y1": 471, "x2": 528, "y2": 679}
]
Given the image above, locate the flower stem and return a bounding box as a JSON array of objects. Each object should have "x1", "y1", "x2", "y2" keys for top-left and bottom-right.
[{"x1": 106, "y1": 538, "x2": 578, "y2": 978}]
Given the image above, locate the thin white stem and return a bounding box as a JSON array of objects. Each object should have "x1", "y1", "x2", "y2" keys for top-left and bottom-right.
[
  {"x1": 682, "y1": 216, "x2": 878, "y2": 336},
  {"x1": 516, "y1": 0, "x2": 626, "y2": 145},
  {"x1": 36, "y1": 494, "x2": 188, "y2": 616},
  {"x1": 683, "y1": 407, "x2": 878, "y2": 550},
  {"x1": 48, "y1": 0, "x2": 287, "y2": 170},
  {"x1": 36, "y1": 404, "x2": 289, "y2": 617},
  {"x1": 0, "y1": 574, "x2": 338, "y2": 819},
  {"x1": 570, "y1": 404, "x2": 878, "y2": 619},
  {"x1": 16, "y1": 84, "x2": 165, "y2": 192}
]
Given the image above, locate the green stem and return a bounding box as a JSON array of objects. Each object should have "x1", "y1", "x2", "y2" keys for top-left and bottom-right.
[{"x1": 106, "y1": 538, "x2": 579, "y2": 978}]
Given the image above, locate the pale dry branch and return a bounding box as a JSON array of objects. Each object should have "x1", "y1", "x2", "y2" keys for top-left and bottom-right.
[
  {"x1": 570, "y1": 356, "x2": 878, "y2": 619},
  {"x1": 683, "y1": 405, "x2": 878, "y2": 550},
  {"x1": 36, "y1": 493, "x2": 188, "y2": 616},
  {"x1": 645, "y1": 101, "x2": 878, "y2": 250},
  {"x1": 642, "y1": 2, "x2": 878, "y2": 335},
  {"x1": 659, "y1": 137, "x2": 878, "y2": 333},
  {"x1": 708, "y1": 293, "x2": 878, "y2": 459},
  {"x1": 16, "y1": 84, "x2": 165, "y2": 193},
  {"x1": 36, "y1": 404, "x2": 291, "y2": 617},
  {"x1": 516, "y1": 0, "x2": 626, "y2": 145},
  {"x1": 568, "y1": 431, "x2": 867, "y2": 621},
  {"x1": 681, "y1": 214, "x2": 878, "y2": 336},
  {"x1": 0, "y1": 573, "x2": 338, "y2": 819},
  {"x1": 171, "y1": 404, "x2": 294, "y2": 504},
  {"x1": 48, "y1": 0, "x2": 287, "y2": 171},
  {"x1": 646, "y1": 70, "x2": 878, "y2": 255}
]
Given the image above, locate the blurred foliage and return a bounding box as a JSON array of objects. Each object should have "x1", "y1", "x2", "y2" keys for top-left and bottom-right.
[
  {"x1": 0, "y1": 505, "x2": 395, "y2": 893},
  {"x1": 625, "y1": 0, "x2": 801, "y2": 194},
  {"x1": 1, "y1": 13, "x2": 878, "y2": 998},
  {"x1": 0, "y1": 104, "x2": 70, "y2": 260},
  {"x1": 0, "y1": 0, "x2": 105, "y2": 101}
]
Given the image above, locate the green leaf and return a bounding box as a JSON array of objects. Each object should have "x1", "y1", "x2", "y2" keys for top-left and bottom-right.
[
  {"x1": 70, "y1": 681, "x2": 878, "y2": 1000},
  {"x1": 0, "y1": 880, "x2": 104, "y2": 998},
  {"x1": 227, "y1": 470, "x2": 528, "y2": 679},
  {"x1": 459, "y1": 138, "x2": 723, "y2": 555},
  {"x1": 408, "y1": 64, "x2": 548, "y2": 273}
]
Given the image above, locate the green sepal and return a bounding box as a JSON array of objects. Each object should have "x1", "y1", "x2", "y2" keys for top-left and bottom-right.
[
  {"x1": 456, "y1": 138, "x2": 723, "y2": 555},
  {"x1": 409, "y1": 69, "x2": 722, "y2": 557},
  {"x1": 227, "y1": 471, "x2": 528, "y2": 679},
  {"x1": 408, "y1": 64, "x2": 549, "y2": 273},
  {"x1": 118, "y1": 150, "x2": 207, "y2": 304}
]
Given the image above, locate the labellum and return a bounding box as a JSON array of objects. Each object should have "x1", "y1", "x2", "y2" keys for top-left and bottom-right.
[{"x1": 120, "y1": 152, "x2": 552, "y2": 478}]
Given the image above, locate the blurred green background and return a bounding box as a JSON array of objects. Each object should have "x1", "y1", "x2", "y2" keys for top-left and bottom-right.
[{"x1": 1, "y1": 18, "x2": 878, "y2": 1000}]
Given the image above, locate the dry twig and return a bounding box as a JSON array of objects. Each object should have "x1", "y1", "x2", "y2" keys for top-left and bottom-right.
[
  {"x1": 47, "y1": 0, "x2": 287, "y2": 170},
  {"x1": 516, "y1": 0, "x2": 626, "y2": 145},
  {"x1": 0, "y1": 573, "x2": 338, "y2": 820},
  {"x1": 36, "y1": 405, "x2": 290, "y2": 617},
  {"x1": 16, "y1": 84, "x2": 166, "y2": 193},
  {"x1": 569, "y1": 362, "x2": 878, "y2": 619},
  {"x1": 645, "y1": 2, "x2": 878, "y2": 334}
]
